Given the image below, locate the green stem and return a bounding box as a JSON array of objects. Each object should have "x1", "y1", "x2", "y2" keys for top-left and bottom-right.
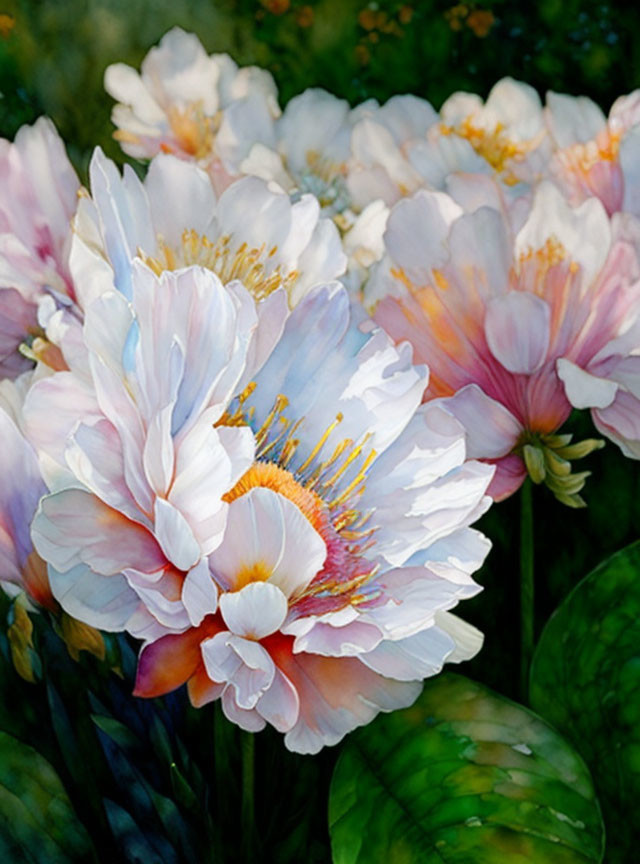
[
  {"x1": 212, "y1": 703, "x2": 226, "y2": 864},
  {"x1": 519, "y1": 479, "x2": 535, "y2": 702},
  {"x1": 241, "y1": 731, "x2": 256, "y2": 863}
]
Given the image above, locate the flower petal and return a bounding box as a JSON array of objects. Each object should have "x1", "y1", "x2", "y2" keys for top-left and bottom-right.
[
  {"x1": 485, "y1": 292, "x2": 551, "y2": 375},
  {"x1": 219, "y1": 582, "x2": 288, "y2": 639}
]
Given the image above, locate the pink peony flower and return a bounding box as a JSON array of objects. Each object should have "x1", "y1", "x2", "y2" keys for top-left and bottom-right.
[
  {"x1": 369, "y1": 182, "x2": 640, "y2": 504},
  {"x1": 546, "y1": 89, "x2": 640, "y2": 217},
  {"x1": 0, "y1": 118, "x2": 80, "y2": 378}
]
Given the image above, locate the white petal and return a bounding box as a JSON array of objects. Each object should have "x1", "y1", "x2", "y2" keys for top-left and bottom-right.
[
  {"x1": 221, "y1": 686, "x2": 266, "y2": 732},
  {"x1": 435, "y1": 610, "x2": 484, "y2": 663},
  {"x1": 256, "y1": 668, "x2": 300, "y2": 733},
  {"x1": 219, "y1": 582, "x2": 288, "y2": 639},
  {"x1": 202, "y1": 632, "x2": 275, "y2": 709},
  {"x1": 181, "y1": 558, "x2": 218, "y2": 626},
  {"x1": 557, "y1": 357, "x2": 619, "y2": 409},
  {"x1": 209, "y1": 488, "x2": 326, "y2": 598},
  {"x1": 48, "y1": 563, "x2": 139, "y2": 632},
  {"x1": 154, "y1": 497, "x2": 201, "y2": 571}
]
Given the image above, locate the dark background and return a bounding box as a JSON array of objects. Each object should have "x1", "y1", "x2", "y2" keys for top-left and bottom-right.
[{"x1": 1, "y1": 0, "x2": 639, "y2": 178}]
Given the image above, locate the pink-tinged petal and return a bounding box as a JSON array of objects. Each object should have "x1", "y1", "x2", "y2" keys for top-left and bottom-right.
[
  {"x1": 89, "y1": 353, "x2": 152, "y2": 515},
  {"x1": 221, "y1": 687, "x2": 266, "y2": 733},
  {"x1": 153, "y1": 497, "x2": 200, "y2": 572},
  {"x1": 0, "y1": 408, "x2": 45, "y2": 579},
  {"x1": 593, "y1": 389, "x2": 640, "y2": 459},
  {"x1": 134, "y1": 617, "x2": 222, "y2": 698},
  {"x1": 125, "y1": 566, "x2": 190, "y2": 630},
  {"x1": 187, "y1": 664, "x2": 225, "y2": 708},
  {"x1": 383, "y1": 189, "x2": 463, "y2": 286},
  {"x1": 209, "y1": 488, "x2": 326, "y2": 597},
  {"x1": 131, "y1": 262, "x2": 255, "y2": 436},
  {"x1": 485, "y1": 292, "x2": 551, "y2": 375},
  {"x1": 266, "y1": 636, "x2": 421, "y2": 754},
  {"x1": 557, "y1": 357, "x2": 618, "y2": 410},
  {"x1": 219, "y1": 582, "x2": 288, "y2": 639},
  {"x1": 201, "y1": 632, "x2": 275, "y2": 709},
  {"x1": 23, "y1": 373, "x2": 101, "y2": 489},
  {"x1": 439, "y1": 384, "x2": 522, "y2": 459},
  {"x1": 486, "y1": 454, "x2": 527, "y2": 501},
  {"x1": 32, "y1": 490, "x2": 165, "y2": 576},
  {"x1": 291, "y1": 619, "x2": 383, "y2": 657},
  {"x1": 65, "y1": 419, "x2": 144, "y2": 525},
  {"x1": 182, "y1": 559, "x2": 218, "y2": 627},
  {"x1": 515, "y1": 181, "x2": 610, "y2": 287},
  {"x1": 0, "y1": 287, "x2": 39, "y2": 380},
  {"x1": 49, "y1": 563, "x2": 140, "y2": 632},
  {"x1": 255, "y1": 668, "x2": 300, "y2": 733}
]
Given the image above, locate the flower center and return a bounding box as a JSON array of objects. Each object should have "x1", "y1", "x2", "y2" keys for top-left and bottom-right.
[
  {"x1": 140, "y1": 229, "x2": 300, "y2": 302},
  {"x1": 441, "y1": 118, "x2": 531, "y2": 184},
  {"x1": 219, "y1": 390, "x2": 381, "y2": 614},
  {"x1": 297, "y1": 150, "x2": 350, "y2": 214},
  {"x1": 558, "y1": 127, "x2": 621, "y2": 176},
  {"x1": 166, "y1": 103, "x2": 219, "y2": 160}
]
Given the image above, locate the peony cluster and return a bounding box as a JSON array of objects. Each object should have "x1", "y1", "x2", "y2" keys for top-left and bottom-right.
[{"x1": 1, "y1": 27, "x2": 639, "y2": 752}]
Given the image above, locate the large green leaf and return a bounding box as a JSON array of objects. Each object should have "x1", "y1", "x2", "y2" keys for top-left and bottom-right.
[
  {"x1": 0, "y1": 730, "x2": 94, "y2": 863},
  {"x1": 329, "y1": 674, "x2": 604, "y2": 864},
  {"x1": 530, "y1": 541, "x2": 640, "y2": 863}
]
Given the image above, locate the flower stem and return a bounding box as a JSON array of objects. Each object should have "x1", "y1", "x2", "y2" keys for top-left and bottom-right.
[
  {"x1": 241, "y1": 731, "x2": 256, "y2": 863},
  {"x1": 519, "y1": 479, "x2": 534, "y2": 702},
  {"x1": 212, "y1": 703, "x2": 226, "y2": 864}
]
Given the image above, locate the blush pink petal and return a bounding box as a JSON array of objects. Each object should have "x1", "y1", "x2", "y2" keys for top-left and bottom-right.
[
  {"x1": 267, "y1": 634, "x2": 421, "y2": 755},
  {"x1": 485, "y1": 292, "x2": 551, "y2": 375},
  {"x1": 32, "y1": 489, "x2": 166, "y2": 576},
  {"x1": 438, "y1": 384, "x2": 522, "y2": 460}
]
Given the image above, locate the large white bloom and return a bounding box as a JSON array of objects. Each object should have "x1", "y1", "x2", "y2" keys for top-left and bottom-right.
[
  {"x1": 70, "y1": 148, "x2": 346, "y2": 312},
  {"x1": 29, "y1": 263, "x2": 493, "y2": 753}
]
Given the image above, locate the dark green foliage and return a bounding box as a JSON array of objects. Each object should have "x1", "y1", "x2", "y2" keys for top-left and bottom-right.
[
  {"x1": 531, "y1": 542, "x2": 640, "y2": 863},
  {"x1": 330, "y1": 674, "x2": 605, "y2": 863}
]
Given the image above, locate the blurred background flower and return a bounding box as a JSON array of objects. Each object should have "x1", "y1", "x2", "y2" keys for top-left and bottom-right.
[{"x1": 2, "y1": 0, "x2": 639, "y2": 180}]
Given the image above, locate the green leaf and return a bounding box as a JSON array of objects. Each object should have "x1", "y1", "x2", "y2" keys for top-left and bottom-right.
[
  {"x1": 330, "y1": 674, "x2": 604, "y2": 864},
  {"x1": 0, "y1": 730, "x2": 94, "y2": 863},
  {"x1": 530, "y1": 541, "x2": 640, "y2": 863}
]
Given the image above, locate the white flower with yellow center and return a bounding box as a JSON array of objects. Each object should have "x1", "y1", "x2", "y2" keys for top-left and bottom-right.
[
  {"x1": 28, "y1": 262, "x2": 494, "y2": 753},
  {"x1": 105, "y1": 27, "x2": 280, "y2": 191},
  {"x1": 70, "y1": 148, "x2": 346, "y2": 315}
]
